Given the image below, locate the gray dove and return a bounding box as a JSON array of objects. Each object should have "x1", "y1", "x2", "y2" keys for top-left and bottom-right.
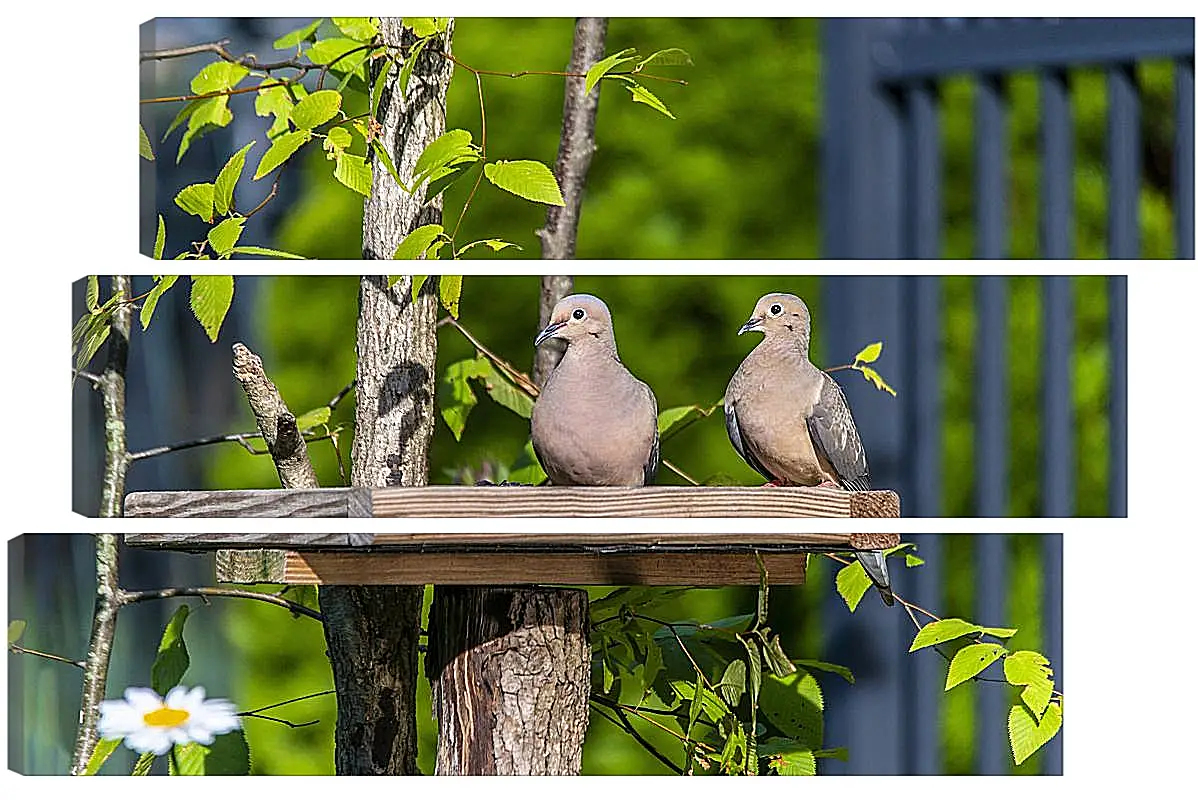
[
  {"x1": 531, "y1": 294, "x2": 660, "y2": 486},
  {"x1": 725, "y1": 292, "x2": 891, "y2": 605}
]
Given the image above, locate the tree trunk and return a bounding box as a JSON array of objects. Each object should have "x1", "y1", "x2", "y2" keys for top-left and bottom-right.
[
  {"x1": 426, "y1": 19, "x2": 609, "y2": 776},
  {"x1": 426, "y1": 588, "x2": 590, "y2": 774},
  {"x1": 319, "y1": 17, "x2": 453, "y2": 775}
]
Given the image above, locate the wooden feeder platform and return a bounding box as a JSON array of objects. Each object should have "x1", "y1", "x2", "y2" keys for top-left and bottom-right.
[{"x1": 123, "y1": 486, "x2": 900, "y2": 587}]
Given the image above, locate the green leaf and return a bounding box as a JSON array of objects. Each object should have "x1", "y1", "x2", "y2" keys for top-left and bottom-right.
[
  {"x1": 412, "y1": 129, "x2": 479, "y2": 189},
  {"x1": 150, "y1": 605, "x2": 190, "y2": 694},
  {"x1": 625, "y1": 81, "x2": 675, "y2": 119},
  {"x1": 207, "y1": 217, "x2": 246, "y2": 257},
  {"x1": 177, "y1": 96, "x2": 233, "y2": 164},
  {"x1": 407, "y1": 275, "x2": 426, "y2": 294},
  {"x1": 854, "y1": 341, "x2": 883, "y2": 364},
  {"x1": 439, "y1": 357, "x2": 490, "y2": 440},
  {"x1": 1009, "y1": 700, "x2": 1062, "y2": 765},
  {"x1": 1004, "y1": 650, "x2": 1055, "y2": 720},
  {"x1": 439, "y1": 275, "x2": 462, "y2": 318},
  {"x1": 83, "y1": 737, "x2": 121, "y2": 775},
  {"x1": 585, "y1": 48, "x2": 637, "y2": 95},
  {"x1": 657, "y1": 403, "x2": 716, "y2": 438},
  {"x1": 905, "y1": 552, "x2": 925, "y2": 567},
  {"x1": 191, "y1": 62, "x2": 249, "y2": 95},
  {"x1": 85, "y1": 275, "x2": 100, "y2": 312},
  {"x1": 814, "y1": 747, "x2": 849, "y2": 762},
  {"x1": 456, "y1": 238, "x2": 521, "y2": 256},
  {"x1": 255, "y1": 85, "x2": 295, "y2": 139},
  {"x1": 131, "y1": 750, "x2": 156, "y2": 776},
  {"x1": 718, "y1": 659, "x2": 746, "y2": 707},
  {"x1": 214, "y1": 141, "x2": 256, "y2": 217},
  {"x1": 307, "y1": 38, "x2": 369, "y2": 80},
  {"x1": 764, "y1": 633, "x2": 796, "y2": 677},
  {"x1": 403, "y1": 18, "x2": 445, "y2": 38},
  {"x1": 140, "y1": 275, "x2": 179, "y2": 330},
  {"x1": 72, "y1": 308, "x2": 112, "y2": 373},
  {"x1": 333, "y1": 153, "x2": 372, "y2": 196},
  {"x1": 333, "y1": 17, "x2": 378, "y2": 41},
  {"x1": 228, "y1": 246, "x2": 306, "y2": 259},
  {"x1": 154, "y1": 215, "x2": 166, "y2": 259},
  {"x1": 254, "y1": 130, "x2": 310, "y2": 180},
  {"x1": 174, "y1": 183, "x2": 216, "y2": 222},
  {"x1": 759, "y1": 742, "x2": 816, "y2": 776},
  {"x1": 291, "y1": 90, "x2": 342, "y2": 129},
  {"x1": 273, "y1": 19, "x2": 323, "y2": 49},
  {"x1": 858, "y1": 365, "x2": 898, "y2": 396},
  {"x1": 759, "y1": 670, "x2": 823, "y2": 748},
  {"x1": 324, "y1": 126, "x2": 352, "y2": 155},
  {"x1": 980, "y1": 626, "x2": 1018, "y2": 638},
  {"x1": 909, "y1": 618, "x2": 983, "y2": 652},
  {"x1": 295, "y1": 406, "x2": 331, "y2": 430},
  {"x1": 946, "y1": 643, "x2": 1007, "y2": 690},
  {"x1": 483, "y1": 365, "x2": 536, "y2": 420},
  {"x1": 8, "y1": 619, "x2": 26, "y2": 644},
  {"x1": 792, "y1": 659, "x2": 855, "y2": 684},
  {"x1": 393, "y1": 224, "x2": 444, "y2": 259},
  {"x1": 634, "y1": 48, "x2": 694, "y2": 71},
  {"x1": 189, "y1": 276, "x2": 235, "y2": 342},
  {"x1": 484, "y1": 160, "x2": 565, "y2": 206},
  {"x1": 506, "y1": 439, "x2": 547, "y2": 484},
  {"x1": 170, "y1": 729, "x2": 251, "y2": 776},
  {"x1": 397, "y1": 37, "x2": 429, "y2": 100},
  {"x1": 370, "y1": 139, "x2": 408, "y2": 192},
  {"x1": 834, "y1": 559, "x2": 871, "y2": 612},
  {"x1": 163, "y1": 99, "x2": 202, "y2": 141},
  {"x1": 139, "y1": 124, "x2": 155, "y2": 161}
]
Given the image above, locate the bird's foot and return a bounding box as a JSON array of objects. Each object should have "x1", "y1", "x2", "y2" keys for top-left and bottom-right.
[
  {"x1": 815, "y1": 480, "x2": 840, "y2": 489},
  {"x1": 762, "y1": 480, "x2": 781, "y2": 487}
]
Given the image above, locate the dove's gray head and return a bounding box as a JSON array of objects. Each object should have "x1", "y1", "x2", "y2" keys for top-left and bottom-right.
[
  {"x1": 738, "y1": 293, "x2": 812, "y2": 354},
  {"x1": 534, "y1": 294, "x2": 618, "y2": 353}
]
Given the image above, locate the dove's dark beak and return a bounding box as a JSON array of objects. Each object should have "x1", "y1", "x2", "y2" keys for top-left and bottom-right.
[
  {"x1": 534, "y1": 321, "x2": 567, "y2": 347},
  {"x1": 738, "y1": 317, "x2": 764, "y2": 336}
]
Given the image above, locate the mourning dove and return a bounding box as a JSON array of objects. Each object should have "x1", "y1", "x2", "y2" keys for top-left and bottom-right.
[
  {"x1": 725, "y1": 293, "x2": 870, "y2": 491},
  {"x1": 725, "y1": 293, "x2": 891, "y2": 605},
  {"x1": 531, "y1": 294, "x2": 660, "y2": 486}
]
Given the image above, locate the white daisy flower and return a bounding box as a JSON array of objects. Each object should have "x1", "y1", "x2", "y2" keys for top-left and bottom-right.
[{"x1": 98, "y1": 686, "x2": 241, "y2": 756}]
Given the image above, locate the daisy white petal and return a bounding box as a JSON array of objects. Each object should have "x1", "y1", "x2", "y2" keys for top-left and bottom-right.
[
  {"x1": 164, "y1": 685, "x2": 191, "y2": 709},
  {"x1": 123, "y1": 687, "x2": 163, "y2": 713},
  {"x1": 126, "y1": 727, "x2": 174, "y2": 756},
  {"x1": 98, "y1": 700, "x2": 144, "y2": 739}
]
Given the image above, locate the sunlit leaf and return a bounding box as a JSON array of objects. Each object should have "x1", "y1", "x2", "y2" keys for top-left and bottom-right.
[
  {"x1": 834, "y1": 559, "x2": 871, "y2": 612},
  {"x1": 273, "y1": 19, "x2": 323, "y2": 50},
  {"x1": 174, "y1": 183, "x2": 215, "y2": 222},
  {"x1": 207, "y1": 217, "x2": 246, "y2": 257},
  {"x1": 1009, "y1": 700, "x2": 1062, "y2": 765},
  {"x1": 585, "y1": 47, "x2": 637, "y2": 95},
  {"x1": 482, "y1": 363, "x2": 534, "y2": 419},
  {"x1": 332, "y1": 152, "x2": 372, "y2": 196},
  {"x1": 792, "y1": 659, "x2": 854, "y2": 684},
  {"x1": 634, "y1": 48, "x2": 694, "y2": 71},
  {"x1": 7, "y1": 619, "x2": 26, "y2": 644},
  {"x1": 139, "y1": 124, "x2": 155, "y2": 161},
  {"x1": 189, "y1": 276, "x2": 235, "y2": 342},
  {"x1": 140, "y1": 275, "x2": 179, "y2": 330},
  {"x1": 854, "y1": 341, "x2": 883, "y2": 364},
  {"x1": 945, "y1": 643, "x2": 1007, "y2": 690},
  {"x1": 1004, "y1": 650, "x2": 1055, "y2": 720},
  {"x1": 295, "y1": 406, "x2": 331, "y2": 430},
  {"x1": 484, "y1": 160, "x2": 565, "y2": 206},
  {"x1": 228, "y1": 246, "x2": 305, "y2": 259},
  {"x1": 333, "y1": 17, "x2": 379, "y2": 41},
  {"x1": 153, "y1": 215, "x2": 166, "y2": 259},
  {"x1": 412, "y1": 129, "x2": 479, "y2": 189},
  {"x1": 191, "y1": 62, "x2": 249, "y2": 95},
  {"x1": 393, "y1": 224, "x2": 444, "y2": 259},
  {"x1": 439, "y1": 275, "x2": 462, "y2": 318},
  {"x1": 439, "y1": 357, "x2": 490, "y2": 440},
  {"x1": 83, "y1": 737, "x2": 121, "y2": 775},
  {"x1": 909, "y1": 618, "x2": 983, "y2": 652},
  {"x1": 254, "y1": 130, "x2": 310, "y2": 180},
  {"x1": 291, "y1": 90, "x2": 342, "y2": 129},
  {"x1": 625, "y1": 81, "x2": 675, "y2": 119}
]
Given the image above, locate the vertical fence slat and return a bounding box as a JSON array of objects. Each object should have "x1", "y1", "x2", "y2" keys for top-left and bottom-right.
[
  {"x1": 903, "y1": 532, "x2": 943, "y2": 774},
  {"x1": 975, "y1": 534, "x2": 1009, "y2": 774},
  {"x1": 906, "y1": 82, "x2": 941, "y2": 257},
  {"x1": 1041, "y1": 277, "x2": 1074, "y2": 516},
  {"x1": 1042, "y1": 534, "x2": 1064, "y2": 774},
  {"x1": 976, "y1": 276, "x2": 1008, "y2": 516},
  {"x1": 1039, "y1": 69, "x2": 1073, "y2": 258},
  {"x1": 975, "y1": 74, "x2": 1008, "y2": 258},
  {"x1": 1107, "y1": 63, "x2": 1140, "y2": 258},
  {"x1": 1109, "y1": 276, "x2": 1128, "y2": 516},
  {"x1": 908, "y1": 277, "x2": 942, "y2": 516},
  {"x1": 1176, "y1": 57, "x2": 1195, "y2": 259}
]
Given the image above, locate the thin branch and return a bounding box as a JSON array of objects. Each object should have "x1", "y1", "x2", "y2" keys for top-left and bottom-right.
[
  {"x1": 434, "y1": 48, "x2": 687, "y2": 86},
  {"x1": 128, "y1": 431, "x2": 265, "y2": 462},
  {"x1": 439, "y1": 315, "x2": 540, "y2": 396},
  {"x1": 242, "y1": 171, "x2": 282, "y2": 219},
  {"x1": 240, "y1": 712, "x2": 320, "y2": 729},
  {"x1": 121, "y1": 587, "x2": 324, "y2": 622},
  {"x1": 73, "y1": 369, "x2": 102, "y2": 387},
  {"x1": 8, "y1": 643, "x2": 85, "y2": 669},
  {"x1": 140, "y1": 40, "x2": 311, "y2": 72},
  {"x1": 140, "y1": 80, "x2": 297, "y2": 105},
  {"x1": 449, "y1": 71, "x2": 488, "y2": 243},
  {"x1": 239, "y1": 689, "x2": 337, "y2": 716},
  {"x1": 663, "y1": 458, "x2": 700, "y2": 486},
  {"x1": 327, "y1": 379, "x2": 356, "y2": 411},
  {"x1": 591, "y1": 701, "x2": 684, "y2": 774}
]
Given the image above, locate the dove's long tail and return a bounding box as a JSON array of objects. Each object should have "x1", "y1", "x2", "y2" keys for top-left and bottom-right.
[{"x1": 857, "y1": 550, "x2": 895, "y2": 606}]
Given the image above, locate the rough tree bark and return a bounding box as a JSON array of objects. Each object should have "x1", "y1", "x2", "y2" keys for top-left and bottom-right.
[
  {"x1": 426, "y1": 18, "x2": 608, "y2": 776},
  {"x1": 318, "y1": 17, "x2": 454, "y2": 776},
  {"x1": 98, "y1": 275, "x2": 132, "y2": 518}
]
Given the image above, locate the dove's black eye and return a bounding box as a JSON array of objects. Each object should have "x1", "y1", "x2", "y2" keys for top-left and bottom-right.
[
  {"x1": 769, "y1": 303, "x2": 783, "y2": 316},
  {"x1": 572, "y1": 308, "x2": 586, "y2": 320}
]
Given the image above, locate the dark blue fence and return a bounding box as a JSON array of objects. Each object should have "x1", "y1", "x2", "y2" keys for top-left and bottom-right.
[{"x1": 821, "y1": 17, "x2": 1194, "y2": 260}]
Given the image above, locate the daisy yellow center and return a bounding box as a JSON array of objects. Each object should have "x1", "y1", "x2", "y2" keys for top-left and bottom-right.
[{"x1": 143, "y1": 706, "x2": 190, "y2": 727}]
